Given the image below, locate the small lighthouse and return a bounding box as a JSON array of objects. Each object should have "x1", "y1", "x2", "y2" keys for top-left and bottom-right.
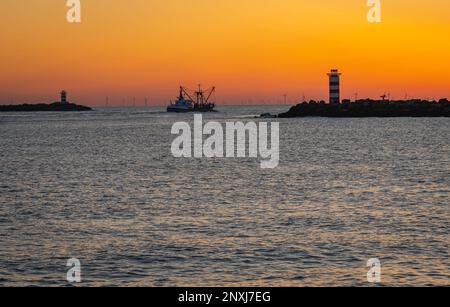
[
  {"x1": 327, "y1": 69, "x2": 341, "y2": 104},
  {"x1": 60, "y1": 90, "x2": 68, "y2": 104}
]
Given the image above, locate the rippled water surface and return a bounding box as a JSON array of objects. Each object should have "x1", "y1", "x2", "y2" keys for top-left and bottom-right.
[{"x1": 0, "y1": 106, "x2": 448, "y2": 286}]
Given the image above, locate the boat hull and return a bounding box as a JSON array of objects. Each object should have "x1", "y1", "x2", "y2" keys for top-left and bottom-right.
[
  {"x1": 167, "y1": 105, "x2": 216, "y2": 113},
  {"x1": 167, "y1": 106, "x2": 192, "y2": 113}
]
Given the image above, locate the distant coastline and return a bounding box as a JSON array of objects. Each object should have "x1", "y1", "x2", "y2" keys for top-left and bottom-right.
[
  {"x1": 274, "y1": 69, "x2": 450, "y2": 118},
  {"x1": 278, "y1": 98, "x2": 450, "y2": 118},
  {"x1": 0, "y1": 102, "x2": 92, "y2": 112},
  {"x1": 0, "y1": 90, "x2": 92, "y2": 112}
]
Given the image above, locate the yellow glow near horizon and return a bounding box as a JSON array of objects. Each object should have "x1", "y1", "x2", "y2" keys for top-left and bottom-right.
[{"x1": 0, "y1": 0, "x2": 449, "y2": 105}]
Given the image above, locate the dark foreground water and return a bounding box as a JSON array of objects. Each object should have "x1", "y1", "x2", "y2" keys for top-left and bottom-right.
[{"x1": 0, "y1": 106, "x2": 448, "y2": 286}]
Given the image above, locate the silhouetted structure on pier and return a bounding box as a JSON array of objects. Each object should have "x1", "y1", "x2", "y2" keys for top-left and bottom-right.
[
  {"x1": 60, "y1": 90, "x2": 68, "y2": 104},
  {"x1": 278, "y1": 98, "x2": 450, "y2": 118},
  {"x1": 328, "y1": 69, "x2": 341, "y2": 105},
  {"x1": 0, "y1": 90, "x2": 92, "y2": 112},
  {"x1": 278, "y1": 69, "x2": 449, "y2": 117}
]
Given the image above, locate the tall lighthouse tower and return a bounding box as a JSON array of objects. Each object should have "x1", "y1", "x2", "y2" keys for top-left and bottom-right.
[
  {"x1": 327, "y1": 69, "x2": 341, "y2": 104},
  {"x1": 60, "y1": 90, "x2": 68, "y2": 104}
]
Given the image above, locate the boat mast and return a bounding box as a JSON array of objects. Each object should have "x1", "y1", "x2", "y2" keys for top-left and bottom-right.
[
  {"x1": 195, "y1": 84, "x2": 204, "y2": 106},
  {"x1": 181, "y1": 86, "x2": 195, "y2": 102}
]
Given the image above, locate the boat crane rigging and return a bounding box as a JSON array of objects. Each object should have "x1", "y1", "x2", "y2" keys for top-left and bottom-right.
[{"x1": 167, "y1": 85, "x2": 216, "y2": 112}]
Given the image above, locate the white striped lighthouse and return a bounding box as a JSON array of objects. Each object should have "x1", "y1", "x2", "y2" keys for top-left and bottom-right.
[
  {"x1": 327, "y1": 69, "x2": 341, "y2": 104},
  {"x1": 60, "y1": 90, "x2": 68, "y2": 104}
]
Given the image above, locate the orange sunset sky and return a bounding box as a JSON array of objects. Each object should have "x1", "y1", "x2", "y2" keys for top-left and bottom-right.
[{"x1": 1, "y1": 0, "x2": 449, "y2": 106}]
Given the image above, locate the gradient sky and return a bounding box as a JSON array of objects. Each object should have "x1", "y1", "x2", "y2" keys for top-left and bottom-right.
[{"x1": 1, "y1": 0, "x2": 449, "y2": 106}]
